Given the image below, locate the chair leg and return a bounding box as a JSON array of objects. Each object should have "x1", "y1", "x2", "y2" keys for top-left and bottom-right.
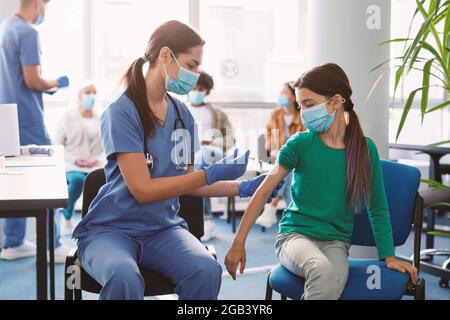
[
  {"x1": 425, "y1": 210, "x2": 436, "y2": 262},
  {"x1": 281, "y1": 295, "x2": 287, "y2": 300},
  {"x1": 74, "y1": 288, "x2": 83, "y2": 300},
  {"x1": 414, "y1": 279, "x2": 426, "y2": 300},
  {"x1": 64, "y1": 273, "x2": 73, "y2": 301},
  {"x1": 265, "y1": 273, "x2": 273, "y2": 300}
]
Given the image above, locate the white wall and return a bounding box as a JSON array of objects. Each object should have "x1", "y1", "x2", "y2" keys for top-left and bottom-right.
[
  {"x1": 0, "y1": 0, "x2": 19, "y2": 22},
  {"x1": 308, "y1": 0, "x2": 391, "y2": 158},
  {"x1": 308, "y1": 0, "x2": 391, "y2": 259}
]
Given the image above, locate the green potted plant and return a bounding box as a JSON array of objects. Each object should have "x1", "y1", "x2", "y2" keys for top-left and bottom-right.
[{"x1": 373, "y1": 2, "x2": 450, "y2": 278}]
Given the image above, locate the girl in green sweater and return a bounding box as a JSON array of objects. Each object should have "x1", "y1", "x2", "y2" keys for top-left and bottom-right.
[{"x1": 225, "y1": 63, "x2": 417, "y2": 300}]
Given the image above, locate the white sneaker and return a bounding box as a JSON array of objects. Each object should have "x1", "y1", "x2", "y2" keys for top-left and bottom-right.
[
  {"x1": 255, "y1": 205, "x2": 278, "y2": 228},
  {"x1": 0, "y1": 241, "x2": 36, "y2": 261},
  {"x1": 48, "y1": 245, "x2": 72, "y2": 264},
  {"x1": 201, "y1": 219, "x2": 217, "y2": 242},
  {"x1": 61, "y1": 218, "x2": 74, "y2": 237}
]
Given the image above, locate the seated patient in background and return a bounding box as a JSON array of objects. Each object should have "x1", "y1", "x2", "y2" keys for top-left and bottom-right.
[
  {"x1": 54, "y1": 84, "x2": 104, "y2": 236},
  {"x1": 188, "y1": 71, "x2": 236, "y2": 241},
  {"x1": 256, "y1": 82, "x2": 306, "y2": 229}
]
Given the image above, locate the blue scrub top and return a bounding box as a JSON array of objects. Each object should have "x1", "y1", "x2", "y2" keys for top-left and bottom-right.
[
  {"x1": 73, "y1": 93, "x2": 200, "y2": 240},
  {"x1": 0, "y1": 17, "x2": 50, "y2": 145}
]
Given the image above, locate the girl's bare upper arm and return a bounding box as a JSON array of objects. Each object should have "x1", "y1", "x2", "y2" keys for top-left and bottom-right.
[{"x1": 260, "y1": 164, "x2": 290, "y2": 193}]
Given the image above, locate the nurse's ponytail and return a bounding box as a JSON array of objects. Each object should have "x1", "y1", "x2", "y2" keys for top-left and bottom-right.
[
  {"x1": 294, "y1": 63, "x2": 371, "y2": 214},
  {"x1": 123, "y1": 56, "x2": 155, "y2": 135},
  {"x1": 122, "y1": 20, "x2": 205, "y2": 137}
]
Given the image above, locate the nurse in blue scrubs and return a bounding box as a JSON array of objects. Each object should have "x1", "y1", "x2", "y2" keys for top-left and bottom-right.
[
  {"x1": 72, "y1": 20, "x2": 283, "y2": 300},
  {"x1": 0, "y1": 0, "x2": 70, "y2": 262}
]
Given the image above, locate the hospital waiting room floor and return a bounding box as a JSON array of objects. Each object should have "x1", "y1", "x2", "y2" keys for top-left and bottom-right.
[{"x1": 1, "y1": 214, "x2": 450, "y2": 300}]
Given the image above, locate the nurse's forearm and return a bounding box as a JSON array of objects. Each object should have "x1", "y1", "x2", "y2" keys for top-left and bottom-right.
[
  {"x1": 26, "y1": 77, "x2": 58, "y2": 91},
  {"x1": 136, "y1": 171, "x2": 208, "y2": 204},
  {"x1": 22, "y1": 66, "x2": 59, "y2": 91},
  {"x1": 188, "y1": 181, "x2": 240, "y2": 197}
]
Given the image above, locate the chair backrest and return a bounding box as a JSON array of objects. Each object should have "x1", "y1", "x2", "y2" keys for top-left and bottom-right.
[
  {"x1": 258, "y1": 134, "x2": 276, "y2": 164},
  {"x1": 351, "y1": 160, "x2": 421, "y2": 247},
  {"x1": 81, "y1": 169, "x2": 204, "y2": 240}
]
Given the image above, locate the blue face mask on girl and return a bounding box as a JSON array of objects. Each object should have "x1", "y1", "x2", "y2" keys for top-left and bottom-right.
[
  {"x1": 164, "y1": 51, "x2": 200, "y2": 95},
  {"x1": 301, "y1": 97, "x2": 336, "y2": 133}
]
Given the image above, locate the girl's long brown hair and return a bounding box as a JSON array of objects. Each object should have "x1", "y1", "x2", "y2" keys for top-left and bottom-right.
[
  {"x1": 294, "y1": 63, "x2": 371, "y2": 213},
  {"x1": 122, "y1": 20, "x2": 205, "y2": 137}
]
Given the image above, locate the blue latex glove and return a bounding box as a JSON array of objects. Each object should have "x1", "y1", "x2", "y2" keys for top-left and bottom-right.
[
  {"x1": 57, "y1": 76, "x2": 70, "y2": 88},
  {"x1": 204, "y1": 149, "x2": 250, "y2": 185},
  {"x1": 239, "y1": 174, "x2": 285, "y2": 203}
]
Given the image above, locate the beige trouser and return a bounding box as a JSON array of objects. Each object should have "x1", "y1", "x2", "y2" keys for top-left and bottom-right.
[{"x1": 275, "y1": 232, "x2": 350, "y2": 300}]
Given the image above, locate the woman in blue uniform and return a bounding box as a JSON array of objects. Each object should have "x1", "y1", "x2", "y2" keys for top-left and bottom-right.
[{"x1": 72, "y1": 20, "x2": 283, "y2": 300}]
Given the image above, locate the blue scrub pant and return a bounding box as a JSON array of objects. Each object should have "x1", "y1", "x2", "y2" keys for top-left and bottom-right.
[
  {"x1": 194, "y1": 146, "x2": 224, "y2": 217},
  {"x1": 78, "y1": 226, "x2": 222, "y2": 300},
  {"x1": 3, "y1": 214, "x2": 62, "y2": 249},
  {"x1": 62, "y1": 171, "x2": 87, "y2": 220},
  {"x1": 3, "y1": 128, "x2": 62, "y2": 249}
]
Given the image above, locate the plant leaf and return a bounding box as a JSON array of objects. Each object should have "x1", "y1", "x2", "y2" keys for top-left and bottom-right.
[
  {"x1": 427, "y1": 139, "x2": 450, "y2": 147},
  {"x1": 396, "y1": 87, "x2": 423, "y2": 140},
  {"x1": 421, "y1": 179, "x2": 450, "y2": 190},
  {"x1": 421, "y1": 59, "x2": 434, "y2": 122},
  {"x1": 425, "y1": 99, "x2": 450, "y2": 113}
]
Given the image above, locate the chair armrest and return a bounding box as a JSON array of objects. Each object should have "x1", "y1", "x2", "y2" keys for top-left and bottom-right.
[
  {"x1": 206, "y1": 245, "x2": 217, "y2": 261},
  {"x1": 65, "y1": 247, "x2": 79, "y2": 268}
]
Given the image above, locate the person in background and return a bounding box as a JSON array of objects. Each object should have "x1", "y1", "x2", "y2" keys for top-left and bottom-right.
[
  {"x1": 188, "y1": 71, "x2": 236, "y2": 241},
  {"x1": 54, "y1": 84, "x2": 104, "y2": 236},
  {"x1": 255, "y1": 83, "x2": 305, "y2": 228},
  {"x1": 0, "y1": 0, "x2": 70, "y2": 262}
]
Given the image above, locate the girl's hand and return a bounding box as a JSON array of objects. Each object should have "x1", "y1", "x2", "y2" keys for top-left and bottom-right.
[
  {"x1": 225, "y1": 242, "x2": 247, "y2": 281},
  {"x1": 385, "y1": 257, "x2": 418, "y2": 284}
]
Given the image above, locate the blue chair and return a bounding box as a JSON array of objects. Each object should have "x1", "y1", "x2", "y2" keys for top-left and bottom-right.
[{"x1": 265, "y1": 160, "x2": 426, "y2": 300}]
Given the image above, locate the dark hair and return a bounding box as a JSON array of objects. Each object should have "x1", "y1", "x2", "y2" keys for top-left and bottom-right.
[
  {"x1": 122, "y1": 20, "x2": 205, "y2": 137},
  {"x1": 284, "y1": 82, "x2": 299, "y2": 110},
  {"x1": 294, "y1": 63, "x2": 371, "y2": 213},
  {"x1": 197, "y1": 72, "x2": 215, "y2": 95}
]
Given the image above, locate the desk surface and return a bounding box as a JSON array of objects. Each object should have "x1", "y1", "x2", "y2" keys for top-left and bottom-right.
[
  {"x1": 0, "y1": 146, "x2": 68, "y2": 211},
  {"x1": 389, "y1": 143, "x2": 450, "y2": 155}
]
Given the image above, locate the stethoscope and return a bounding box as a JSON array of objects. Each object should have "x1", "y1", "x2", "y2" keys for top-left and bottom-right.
[{"x1": 143, "y1": 94, "x2": 189, "y2": 172}]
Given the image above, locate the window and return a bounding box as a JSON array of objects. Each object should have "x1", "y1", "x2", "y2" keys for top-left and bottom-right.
[
  {"x1": 38, "y1": 0, "x2": 86, "y2": 104},
  {"x1": 199, "y1": 0, "x2": 309, "y2": 103},
  {"x1": 390, "y1": 0, "x2": 446, "y2": 103},
  {"x1": 389, "y1": 0, "x2": 449, "y2": 145},
  {"x1": 39, "y1": 0, "x2": 189, "y2": 104},
  {"x1": 91, "y1": 0, "x2": 189, "y2": 101},
  {"x1": 38, "y1": 0, "x2": 189, "y2": 136}
]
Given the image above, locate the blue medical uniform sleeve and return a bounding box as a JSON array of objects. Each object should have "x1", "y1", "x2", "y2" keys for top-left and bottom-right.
[
  {"x1": 188, "y1": 108, "x2": 201, "y2": 154},
  {"x1": 101, "y1": 105, "x2": 144, "y2": 161},
  {"x1": 19, "y1": 29, "x2": 41, "y2": 67}
]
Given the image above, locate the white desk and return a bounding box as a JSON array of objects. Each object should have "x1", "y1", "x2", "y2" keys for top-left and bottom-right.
[{"x1": 0, "y1": 146, "x2": 68, "y2": 300}]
